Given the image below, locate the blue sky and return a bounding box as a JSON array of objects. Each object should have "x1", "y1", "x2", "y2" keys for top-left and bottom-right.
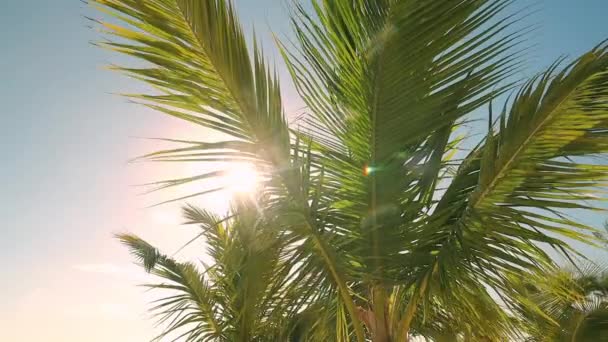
[{"x1": 1, "y1": 1, "x2": 607, "y2": 341}]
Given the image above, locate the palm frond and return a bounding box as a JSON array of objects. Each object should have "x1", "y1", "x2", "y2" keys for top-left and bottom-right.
[
  {"x1": 446, "y1": 43, "x2": 608, "y2": 272},
  {"x1": 391, "y1": 43, "x2": 608, "y2": 340},
  {"x1": 282, "y1": 0, "x2": 527, "y2": 286},
  {"x1": 117, "y1": 233, "x2": 223, "y2": 341},
  {"x1": 91, "y1": 0, "x2": 290, "y2": 198},
  {"x1": 514, "y1": 265, "x2": 608, "y2": 341}
]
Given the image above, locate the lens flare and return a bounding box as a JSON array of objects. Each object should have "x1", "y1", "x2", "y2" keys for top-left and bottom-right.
[{"x1": 224, "y1": 163, "x2": 258, "y2": 195}]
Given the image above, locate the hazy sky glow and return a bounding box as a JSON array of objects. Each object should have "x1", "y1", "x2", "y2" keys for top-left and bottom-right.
[{"x1": 1, "y1": 1, "x2": 608, "y2": 341}]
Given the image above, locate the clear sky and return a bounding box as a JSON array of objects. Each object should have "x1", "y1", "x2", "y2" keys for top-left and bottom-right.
[{"x1": 1, "y1": 1, "x2": 607, "y2": 341}]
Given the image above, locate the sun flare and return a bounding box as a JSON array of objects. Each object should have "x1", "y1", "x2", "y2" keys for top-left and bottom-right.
[{"x1": 223, "y1": 163, "x2": 259, "y2": 196}]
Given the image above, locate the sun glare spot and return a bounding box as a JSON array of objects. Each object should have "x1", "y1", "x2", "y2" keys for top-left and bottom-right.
[{"x1": 223, "y1": 163, "x2": 259, "y2": 196}]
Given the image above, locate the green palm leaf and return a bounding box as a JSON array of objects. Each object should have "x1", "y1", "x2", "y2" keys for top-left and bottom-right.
[
  {"x1": 514, "y1": 265, "x2": 608, "y2": 341},
  {"x1": 282, "y1": 1, "x2": 527, "y2": 338},
  {"x1": 118, "y1": 233, "x2": 224, "y2": 341},
  {"x1": 409, "y1": 44, "x2": 608, "y2": 340},
  {"x1": 92, "y1": 0, "x2": 290, "y2": 196}
]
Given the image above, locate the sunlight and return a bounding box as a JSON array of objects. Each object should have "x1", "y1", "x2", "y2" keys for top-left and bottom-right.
[{"x1": 223, "y1": 163, "x2": 259, "y2": 196}]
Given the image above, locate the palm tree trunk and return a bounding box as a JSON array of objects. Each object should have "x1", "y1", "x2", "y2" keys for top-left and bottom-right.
[{"x1": 372, "y1": 285, "x2": 390, "y2": 342}]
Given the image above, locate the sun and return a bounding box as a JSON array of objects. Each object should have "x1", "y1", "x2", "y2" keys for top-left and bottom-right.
[{"x1": 223, "y1": 163, "x2": 259, "y2": 196}]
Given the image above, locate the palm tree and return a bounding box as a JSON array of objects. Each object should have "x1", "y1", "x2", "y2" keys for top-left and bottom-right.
[
  {"x1": 90, "y1": 0, "x2": 608, "y2": 340},
  {"x1": 513, "y1": 265, "x2": 608, "y2": 341},
  {"x1": 119, "y1": 198, "x2": 380, "y2": 341},
  {"x1": 118, "y1": 200, "x2": 323, "y2": 341}
]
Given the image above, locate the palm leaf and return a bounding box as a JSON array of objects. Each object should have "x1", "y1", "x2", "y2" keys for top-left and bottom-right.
[
  {"x1": 118, "y1": 233, "x2": 224, "y2": 341},
  {"x1": 410, "y1": 43, "x2": 608, "y2": 340},
  {"x1": 515, "y1": 265, "x2": 608, "y2": 341},
  {"x1": 282, "y1": 1, "x2": 528, "y2": 337},
  {"x1": 91, "y1": 0, "x2": 290, "y2": 198}
]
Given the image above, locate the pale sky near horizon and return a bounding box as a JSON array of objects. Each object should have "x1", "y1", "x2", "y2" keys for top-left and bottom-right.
[{"x1": 1, "y1": 1, "x2": 608, "y2": 341}]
